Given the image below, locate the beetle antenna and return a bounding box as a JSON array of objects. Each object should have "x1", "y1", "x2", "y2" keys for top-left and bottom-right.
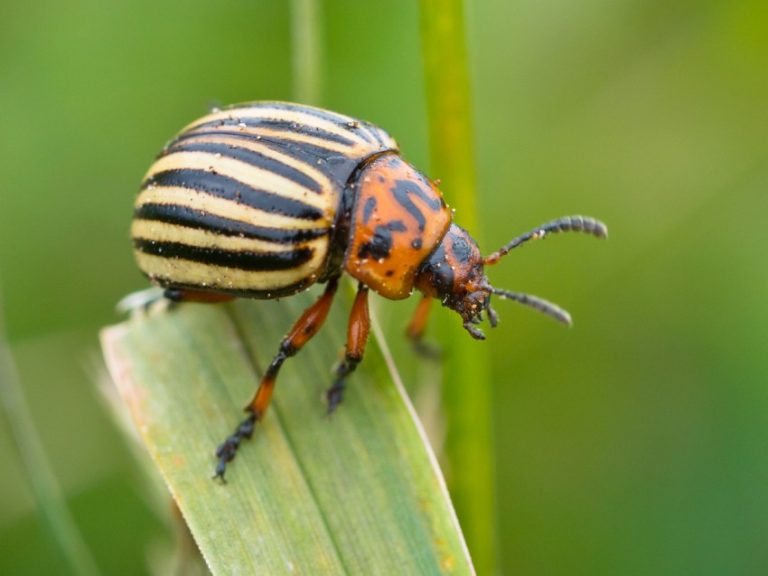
[
  {"x1": 484, "y1": 215, "x2": 607, "y2": 266},
  {"x1": 490, "y1": 288, "x2": 572, "y2": 326}
]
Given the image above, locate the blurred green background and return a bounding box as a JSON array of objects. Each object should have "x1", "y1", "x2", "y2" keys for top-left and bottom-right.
[{"x1": 2, "y1": 0, "x2": 767, "y2": 574}]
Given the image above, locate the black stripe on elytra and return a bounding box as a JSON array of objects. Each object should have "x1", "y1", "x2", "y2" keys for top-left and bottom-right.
[
  {"x1": 135, "y1": 203, "x2": 327, "y2": 244},
  {"x1": 256, "y1": 138, "x2": 359, "y2": 171},
  {"x1": 391, "y1": 179, "x2": 444, "y2": 232},
  {"x1": 176, "y1": 129, "x2": 359, "y2": 169},
  {"x1": 230, "y1": 103, "x2": 386, "y2": 146},
  {"x1": 346, "y1": 121, "x2": 377, "y2": 146},
  {"x1": 361, "y1": 123, "x2": 388, "y2": 147},
  {"x1": 165, "y1": 141, "x2": 323, "y2": 194},
  {"x1": 142, "y1": 170, "x2": 324, "y2": 221},
  {"x1": 189, "y1": 117, "x2": 356, "y2": 146},
  {"x1": 134, "y1": 238, "x2": 312, "y2": 271},
  {"x1": 231, "y1": 102, "x2": 354, "y2": 127},
  {"x1": 173, "y1": 129, "x2": 263, "y2": 146}
]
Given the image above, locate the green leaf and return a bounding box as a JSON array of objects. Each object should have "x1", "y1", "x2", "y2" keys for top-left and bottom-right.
[{"x1": 100, "y1": 291, "x2": 473, "y2": 575}]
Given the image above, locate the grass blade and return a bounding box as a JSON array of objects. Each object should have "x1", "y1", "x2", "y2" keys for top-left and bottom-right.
[
  {"x1": 420, "y1": 1, "x2": 498, "y2": 572},
  {"x1": 100, "y1": 293, "x2": 474, "y2": 575},
  {"x1": 0, "y1": 299, "x2": 101, "y2": 576},
  {"x1": 291, "y1": 0, "x2": 322, "y2": 104}
]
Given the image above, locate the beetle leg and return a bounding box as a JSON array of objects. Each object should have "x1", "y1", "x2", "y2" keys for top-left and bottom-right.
[
  {"x1": 117, "y1": 287, "x2": 234, "y2": 315},
  {"x1": 406, "y1": 296, "x2": 431, "y2": 340},
  {"x1": 164, "y1": 288, "x2": 235, "y2": 308},
  {"x1": 116, "y1": 287, "x2": 166, "y2": 314},
  {"x1": 405, "y1": 296, "x2": 441, "y2": 358},
  {"x1": 326, "y1": 284, "x2": 370, "y2": 414},
  {"x1": 213, "y1": 277, "x2": 339, "y2": 481}
]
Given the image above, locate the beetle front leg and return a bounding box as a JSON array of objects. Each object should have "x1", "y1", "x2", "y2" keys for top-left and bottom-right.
[
  {"x1": 405, "y1": 296, "x2": 441, "y2": 358},
  {"x1": 326, "y1": 284, "x2": 370, "y2": 414},
  {"x1": 213, "y1": 277, "x2": 339, "y2": 481}
]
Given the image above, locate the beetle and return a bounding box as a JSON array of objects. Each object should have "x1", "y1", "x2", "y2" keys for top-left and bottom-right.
[{"x1": 130, "y1": 101, "x2": 607, "y2": 480}]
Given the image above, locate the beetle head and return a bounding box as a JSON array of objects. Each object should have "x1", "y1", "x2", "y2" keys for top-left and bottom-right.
[
  {"x1": 414, "y1": 216, "x2": 608, "y2": 339},
  {"x1": 414, "y1": 224, "x2": 495, "y2": 339}
]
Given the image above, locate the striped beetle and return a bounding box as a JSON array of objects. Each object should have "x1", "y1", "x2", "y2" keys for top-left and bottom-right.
[{"x1": 131, "y1": 101, "x2": 607, "y2": 479}]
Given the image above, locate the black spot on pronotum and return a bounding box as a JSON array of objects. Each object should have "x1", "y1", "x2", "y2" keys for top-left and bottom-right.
[
  {"x1": 357, "y1": 224, "x2": 394, "y2": 260},
  {"x1": 391, "y1": 179, "x2": 443, "y2": 232},
  {"x1": 356, "y1": 219, "x2": 409, "y2": 261},
  {"x1": 387, "y1": 220, "x2": 407, "y2": 232},
  {"x1": 362, "y1": 196, "x2": 376, "y2": 224},
  {"x1": 411, "y1": 238, "x2": 422, "y2": 250}
]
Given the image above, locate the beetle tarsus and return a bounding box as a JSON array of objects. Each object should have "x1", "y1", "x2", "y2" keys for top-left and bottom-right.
[
  {"x1": 326, "y1": 354, "x2": 362, "y2": 415},
  {"x1": 411, "y1": 339, "x2": 442, "y2": 359},
  {"x1": 325, "y1": 284, "x2": 370, "y2": 416},
  {"x1": 212, "y1": 411, "x2": 258, "y2": 482},
  {"x1": 463, "y1": 322, "x2": 486, "y2": 340},
  {"x1": 163, "y1": 288, "x2": 183, "y2": 311},
  {"x1": 163, "y1": 288, "x2": 183, "y2": 302},
  {"x1": 326, "y1": 383, "x2": 345, "y2": 415}
]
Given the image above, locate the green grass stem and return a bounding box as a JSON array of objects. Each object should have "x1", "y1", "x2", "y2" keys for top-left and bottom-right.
[
  {"x1": 419, "y1": 1, "x2": 498, "y2": 572},
  {"x1": 291, "y1": 0, "x2": 322, "y2": 104},
  {"x1": 0, "y1": 299, "x2": 100, "y2": 576}
]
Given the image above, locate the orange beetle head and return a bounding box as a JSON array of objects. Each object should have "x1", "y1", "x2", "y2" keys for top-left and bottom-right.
[
  {"x1": 414, "y1": 224, "x2": 495, "y2": 340},
  {"x1": 415, "y1": 216, "x2": 607, "y2": 339}
]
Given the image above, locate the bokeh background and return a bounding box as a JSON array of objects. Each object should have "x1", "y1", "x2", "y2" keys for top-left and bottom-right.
[{"x1": 2, "y1": 1, "x2": 767, "y2": 574}]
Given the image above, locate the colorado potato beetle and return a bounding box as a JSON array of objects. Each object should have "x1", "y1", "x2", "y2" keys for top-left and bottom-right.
[{"x1": 130, "y1": 101, "x2": 607, "y2": 479}]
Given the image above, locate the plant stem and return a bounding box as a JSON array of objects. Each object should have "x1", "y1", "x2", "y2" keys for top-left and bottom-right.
[
  {"x1": 0, "y1": 299, "x2": 100, "y2": 576},
  {"x1": 291, "y1": 0, "x2": 322, "y2": 104},
  {"x1": 419, "y1": 1, "x2": 497, "y2": 572}
]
